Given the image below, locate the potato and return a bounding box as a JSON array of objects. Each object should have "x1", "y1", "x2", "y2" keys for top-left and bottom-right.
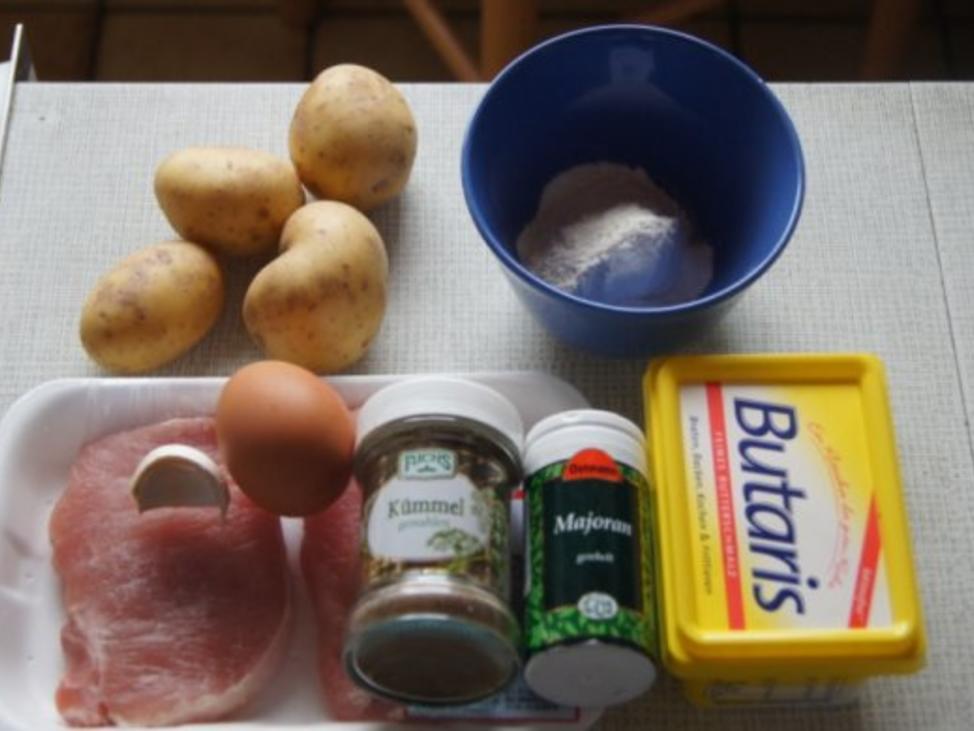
[
  {"x1": 289, "y1": 64, "x2": 417, "y2": 211},
  {"x1": 243, "y1": 201, "x2": 388, "y2": 373},
  {"x1": 155, "y1": 147, "x2": 305, "y2": 257},
  {"x1": 80, "y1": 241, "x2": 224, "y2": 373}
]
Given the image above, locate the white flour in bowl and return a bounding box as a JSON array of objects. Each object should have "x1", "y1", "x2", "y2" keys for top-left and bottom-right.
[{"x1": 515, "y1": 163, "x2": 713, "y2": 307}]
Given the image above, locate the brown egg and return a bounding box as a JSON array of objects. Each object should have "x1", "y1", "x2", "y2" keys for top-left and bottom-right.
[{"x1": 216, "y1": 360, "x2": 354, "y2": 517}]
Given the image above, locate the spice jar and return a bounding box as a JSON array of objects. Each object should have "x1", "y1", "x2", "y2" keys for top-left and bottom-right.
[
  {"x1": 522, "y1": 409, "x2": 658, "y2": 708},
  {"x1": 343, "y1": 376, "x2": 524, "y2": 705}
]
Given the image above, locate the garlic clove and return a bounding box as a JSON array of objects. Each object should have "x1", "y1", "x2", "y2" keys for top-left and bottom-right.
[{"x1": 130, "y1": 444, "x2": 229, "y2": 517}]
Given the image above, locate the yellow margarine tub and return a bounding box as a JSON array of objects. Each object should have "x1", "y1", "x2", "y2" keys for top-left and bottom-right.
[{"x1": 644, "y1": 353, "x2": 925, "y2": 707}]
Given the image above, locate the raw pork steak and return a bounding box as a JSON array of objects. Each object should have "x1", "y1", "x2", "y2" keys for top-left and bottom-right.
[
  {"x1": 300, "y1": 481, "x2": 402, "y2": 721},
  {"x1": 50, "y1": 417, "x2": 291, "y2": 726}
]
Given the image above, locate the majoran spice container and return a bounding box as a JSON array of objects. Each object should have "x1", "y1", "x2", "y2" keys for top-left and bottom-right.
[
  {"x1": 522, "y1": 409, "x2": 658, "y2": 708},
  {"x1": 343, "y1": 376, "x2": 524, "y2": 705},
  {"x1": 645, "y1": 353, "x2": 926, "y2": 707}
]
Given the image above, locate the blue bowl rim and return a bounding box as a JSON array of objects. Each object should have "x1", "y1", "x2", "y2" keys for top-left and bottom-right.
[{"x1": 460, "y1": 23, "x2": 806, "y2": 317}]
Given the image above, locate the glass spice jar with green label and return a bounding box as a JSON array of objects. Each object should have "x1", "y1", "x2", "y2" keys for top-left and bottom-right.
[
  {"x1": 343, "y1": 377, "x2": 524, "y2": 706},
  {"x1": 522, "y1": 409, "x2": 658, "y2": 708}
]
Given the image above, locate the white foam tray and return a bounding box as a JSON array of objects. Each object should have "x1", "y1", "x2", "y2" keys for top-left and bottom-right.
[{"x1": 0, "y1": 373, "x2": 601, "y2": 730}]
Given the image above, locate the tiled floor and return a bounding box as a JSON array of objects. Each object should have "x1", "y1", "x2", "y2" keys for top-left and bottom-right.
[
  {"x1": 741, "y1": 21, "x2": 950, "y2": 81},
  {"x1": 313, "y1": 11, "x2": 479, "y2": 82},
  {"x1": 1, "y1": 5, "x2": 99, "y2": 80},
  {"x1": 95, "y1": 11, "x2": 307, "y2": 81},
  {"x1": 1, "y1": 1, "x2": 972, "y2": 83}
]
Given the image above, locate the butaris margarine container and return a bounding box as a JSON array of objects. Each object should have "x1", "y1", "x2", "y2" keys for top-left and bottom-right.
[{"x1": 644, "y1": 353, "x2": 925, "y2": 707}]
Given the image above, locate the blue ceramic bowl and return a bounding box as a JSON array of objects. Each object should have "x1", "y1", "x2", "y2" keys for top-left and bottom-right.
[{"x1": 461, "y1": 25, "x2": 804, "y2": 357}]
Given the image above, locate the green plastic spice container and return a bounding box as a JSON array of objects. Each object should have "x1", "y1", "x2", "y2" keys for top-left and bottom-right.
[{"x1": 522, "y1": 409, "x2": 658, "y2": 708}]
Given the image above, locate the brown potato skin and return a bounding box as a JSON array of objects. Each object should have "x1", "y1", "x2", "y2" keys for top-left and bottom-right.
[
  {"x1": 155, "y1": 147, "x2": 305, "y2": 257},
  {"x1": 289, "y1": 64, "x2": 417, "y2": 211},
  {"x1": 243, "y1": 201, "x2": 388, "y2": 373},
  {"x1": 80, "y1": 241, "x2": 224, "y2": 373}
]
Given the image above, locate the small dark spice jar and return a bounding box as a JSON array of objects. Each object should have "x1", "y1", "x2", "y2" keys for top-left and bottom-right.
[
  {"x1": 522, "y1": 409, "x2": 658, "y2": 708},
  {"x1": 343, "y1": 377, "x2": 524, "y2": 705}
]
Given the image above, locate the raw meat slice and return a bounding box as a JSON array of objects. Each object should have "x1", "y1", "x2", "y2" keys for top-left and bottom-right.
[
  {"x1": 49, "y1": 417, "x2": 291, "y2": 727},
  {"x1": 300, "y1": 481, "x2": 403, "y2": 721}
]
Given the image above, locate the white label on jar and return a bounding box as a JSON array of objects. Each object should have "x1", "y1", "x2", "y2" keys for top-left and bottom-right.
[{"x1": 367, "y1": 473, "x2": 490, "y2": 562}]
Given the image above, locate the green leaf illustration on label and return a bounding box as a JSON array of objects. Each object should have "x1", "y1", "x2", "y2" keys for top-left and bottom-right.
[
  {"x1": 363, "y1": 449, "x2": 509, "y2": 593},
  {"x1": 524, "y1": 452, "x2": 658, "y2": 656},
  {"x1": 427, "y1": 527, "x2": 483, "y2": 555}
]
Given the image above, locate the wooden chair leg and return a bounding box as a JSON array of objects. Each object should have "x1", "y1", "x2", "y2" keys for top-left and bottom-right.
[
  {"x1": 278, "y1": 0, "x2": 319, "y2": 29},
  {"x1": 631, "y1": 0, "x2": 725, "y2": 27},
  {"x1": 481, "y1": 0, "x2": 538, "y2": 79},
  {"x1": 404, "y1": 0, "x2": 481, "y2": 81},
  {"x1": 861, "y1": 0, "x2": 922, "y2": 80}
]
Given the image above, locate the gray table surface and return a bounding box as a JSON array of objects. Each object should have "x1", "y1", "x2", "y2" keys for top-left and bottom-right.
[{"x1": 1, "y1": 81, "x2": 972, "y2": 730}]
